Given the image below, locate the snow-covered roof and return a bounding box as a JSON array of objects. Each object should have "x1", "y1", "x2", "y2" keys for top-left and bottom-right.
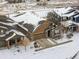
[
  {"x1": 54, "y1": 7, "x2": 74, "y2": 17},
  {"x1": 74, "y1": 14, "x2": 79, "y2": 18},
  {"x1": 0, "y1": 29, "x2": 25, "y2": 41},
  {"x1": 0, "y1": 26, "x2": 8, "y2": 29},
  {"x1": 0, "y1": 29, "x2": 25, "y2": 37},
  {"x1": 0, "y1": 21, "x2": 17, "y2": 26},
  {"x1": 62, "y1": 11, "x2": 75, "y2": 17},
  {"x1": 9, "y1": 29, "x2": 25, "y2": 36},
  {"x1": 9, "y1": 11, "x2": 46, "y2": 28},
  {"x1": 0, "y1": 1, "x2": 8, "y2": 5},
  {"x1": 8, "y1": 10, "x2": 50, "y2": 32},
  {"x1": 32, "y1": 10, "x2": 52, "y2": 18}
]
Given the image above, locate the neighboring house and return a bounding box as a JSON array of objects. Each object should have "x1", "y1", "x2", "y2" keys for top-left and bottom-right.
[
  {"x1": 64, "y1": 11, "x2": 79, "y2": 32},
  {"x1": 54, "y1": 7, "x2": 79, "y2": 32},
  {"x1": 54, "y1": 7, "x2": 74, "y2": 21},
  {"x1": 54, "y1": 7, "x2": 79, "y2": 22},
  {"x1": 0, "y1": 15, "x2": 31, "y2": 48}
]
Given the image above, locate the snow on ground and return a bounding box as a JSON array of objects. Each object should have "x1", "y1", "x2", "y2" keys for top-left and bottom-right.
[{"x1": 0, "y1": 32, "x2": 79, "y2": 59}]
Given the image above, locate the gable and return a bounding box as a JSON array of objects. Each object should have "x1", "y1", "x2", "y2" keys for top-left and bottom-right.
[{"x1": 32, "y1": 20, "x2": 51, "y2": 34}]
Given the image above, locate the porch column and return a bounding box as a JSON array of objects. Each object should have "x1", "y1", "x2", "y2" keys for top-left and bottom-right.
[
  {"x1": 15, "y1": 39, "x2": 18, "y2": 47},
  {"x1": 7, "y1": 41, "x2": 10, "y2": 49},
  {"x1": 24, "y1": 37, "x2": 27, "y2": 51}
]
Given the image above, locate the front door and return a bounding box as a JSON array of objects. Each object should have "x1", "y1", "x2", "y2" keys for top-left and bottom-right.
[{"x1": 9, "y1": 39, "x2": 15, "y2": 46}]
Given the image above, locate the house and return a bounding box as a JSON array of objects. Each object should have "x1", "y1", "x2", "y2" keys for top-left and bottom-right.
[
  {"x1": 8, "y1": 10, "x2": 62, "y2": 41},
  {"x1": 54, "y1": 7, "x2": 79, "y2": 22},
  {"x1": 32, "y1": 20, "x2": 52, "y2": 40},
  {"x1": 54, "y1": 7, "x2": 75, "y2": 21},
  {"x1": 8, "y1": 11, "x2": 47, "y2": 40},
  {"x1": 0, "y1": 15, "x2": 31, "y2": 48},
  {"x1": 53, "y1": 7, "x2": 79, "y2": 33}
]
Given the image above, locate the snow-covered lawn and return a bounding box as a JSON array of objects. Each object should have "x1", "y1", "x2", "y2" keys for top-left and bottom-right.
[{"x1": 0, "y1": 33, "x2": 79, "y2": 59}]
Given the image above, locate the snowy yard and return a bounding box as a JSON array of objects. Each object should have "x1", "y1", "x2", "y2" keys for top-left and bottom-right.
[{"x1": 0, "y1": 33, "x2": 79, "y2": 59}]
